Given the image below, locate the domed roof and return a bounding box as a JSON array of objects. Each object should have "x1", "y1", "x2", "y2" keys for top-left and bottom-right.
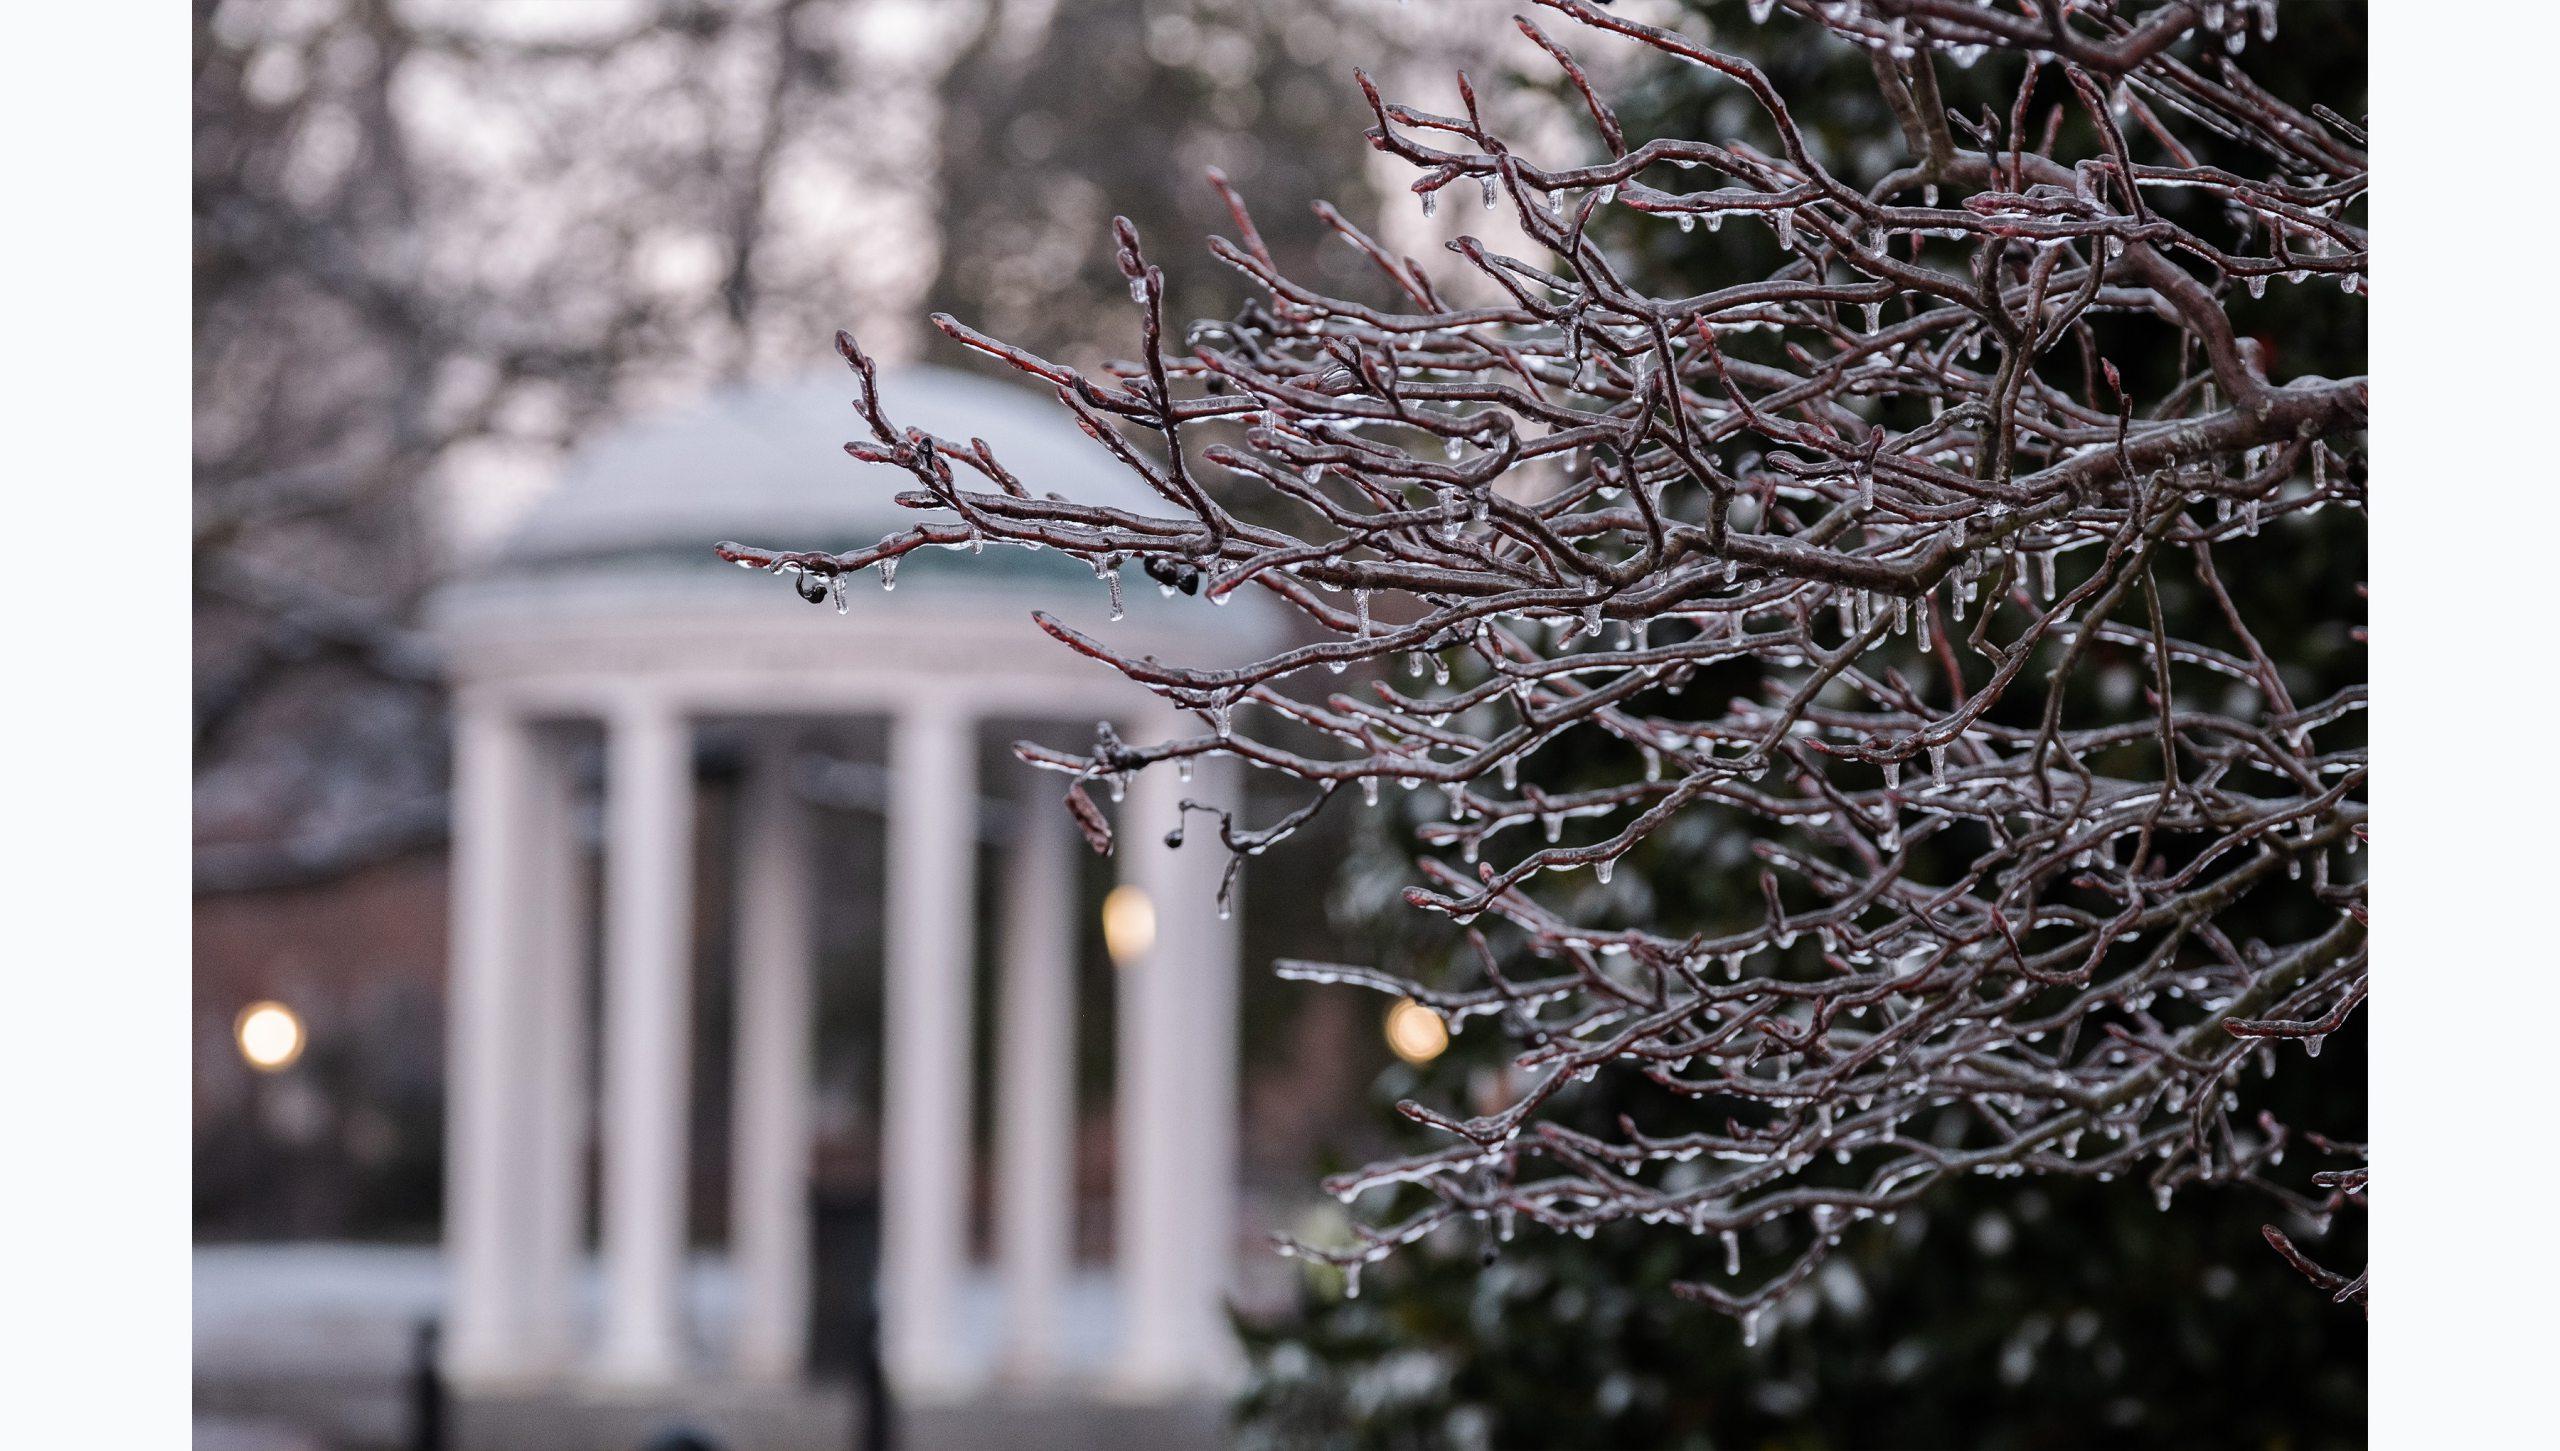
[
  {"x1": 435, "y1": 366, "x2": 1289, "y2": 688},
  {"x1": 498, "y1": 365, "x2": 1180, "y2": 566}
]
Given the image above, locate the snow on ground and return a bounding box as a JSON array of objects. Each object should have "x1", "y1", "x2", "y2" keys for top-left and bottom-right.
[{"x1": 194, "y1": 1242, "x2": 1129, "y2": 1384}]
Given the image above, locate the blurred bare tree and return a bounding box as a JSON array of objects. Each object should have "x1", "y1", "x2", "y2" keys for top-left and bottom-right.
[
  {"x1": 196, "y1": 0, "x2": 457, "y2": 887},
  {"x1": 194, "y1": 0, "x2": 1409, "y2": 888},
  {"x1": 193, "y1": 0, "x2": 929, "y2": 890},
  {"x1": 929, "y1": 0, "x2": 1396, "y2": 365}
]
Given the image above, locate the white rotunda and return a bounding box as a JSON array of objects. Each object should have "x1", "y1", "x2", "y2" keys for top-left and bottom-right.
[{"x1": 429, "y1": 367, "x2": 1283, "y2": 1410}]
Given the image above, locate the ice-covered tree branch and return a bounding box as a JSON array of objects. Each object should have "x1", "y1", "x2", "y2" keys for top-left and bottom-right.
[{"x1": 720, "y1": 0, "x2": 2366, "y2": 1334}]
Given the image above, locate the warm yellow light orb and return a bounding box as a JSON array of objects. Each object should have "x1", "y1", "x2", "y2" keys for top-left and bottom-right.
[
  {"x1": 235, "y1": 1001, "x2": 306, "y2": 1072},
  {"x1": 1102, "y1": 885, "x2": 1157, "y2": 965},
  {"x1": 1384, "y1": 998, "x2": 1450, "y2": 1065}
]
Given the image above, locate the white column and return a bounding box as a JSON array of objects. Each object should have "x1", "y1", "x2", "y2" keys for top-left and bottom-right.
[
  {"x1": 1115, "y1": 740, "x2": 1245, "y2": 1391},
  {"x1": 731, "y1": 735, "x2": 815, "y2": 1384},
  {"x1": 594, "y1": 700, "x2": 696, "y2": 1385},
  {"x1": 993, "y1": 791, "x2": 1077, "y2": 1383},
  {"x1": 444, "y1": 699, "x2": 542, "y2": 1384},
  {"x1": 1183, "y1": 755, "x2": 1245, "y2": 1380},
  {"x1": 522, "y1": 727, "x2": 592, "y2": 1375},
  {"x1": 881, "y1": 702, "x2": 978, "y2": 1395}
]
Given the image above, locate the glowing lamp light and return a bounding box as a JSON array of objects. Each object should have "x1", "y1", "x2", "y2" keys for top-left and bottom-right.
[
  {"x1": 1383, "y1": 997, "x2": 1450, "y2": 1065},
  {"x1": 236, "y1": 1001, "x2": 306, "y2": 1073},
  {"x1": 1102, "y1": 885, "x2": 1157, "y2": 966}
]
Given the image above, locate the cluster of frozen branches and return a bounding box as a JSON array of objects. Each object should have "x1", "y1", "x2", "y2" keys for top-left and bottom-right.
[{"x1": 721, "y1": 0, "x2": 2367, "y2": 1332}]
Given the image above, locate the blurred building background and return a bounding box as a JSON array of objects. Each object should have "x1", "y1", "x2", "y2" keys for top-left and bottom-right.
[{"x1": 193, "y1": 1, "x2": 1578, "y2": 1447}]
